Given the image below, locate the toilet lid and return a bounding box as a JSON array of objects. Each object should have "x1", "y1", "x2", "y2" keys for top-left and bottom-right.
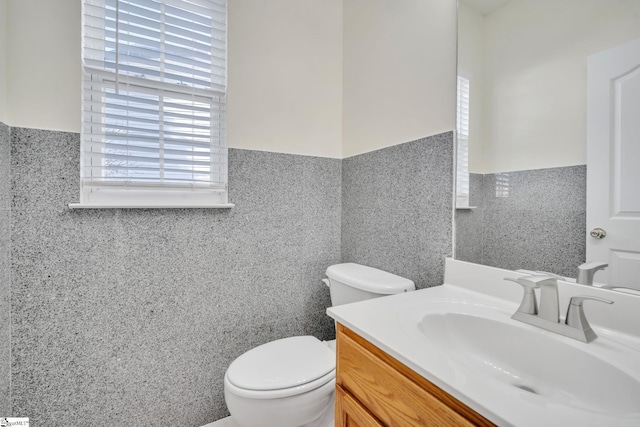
[
  {"x1": 226, "y1": 336, "x2": 335, "y2": 391},
  {"x1": 326, "y1": 263, "x2": 415, "y2": 294}
]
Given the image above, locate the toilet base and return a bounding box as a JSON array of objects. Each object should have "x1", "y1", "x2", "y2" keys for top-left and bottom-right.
[{"x1": 224, "y1": 375, "x2": 336, "y2": 427}]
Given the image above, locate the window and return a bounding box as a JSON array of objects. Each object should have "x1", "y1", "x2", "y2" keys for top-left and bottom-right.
[
  {"x1": 75, "y1": 0, "x2": 230, "y2": 208},
  {"x1": 456, "y1": 72, "x2": 471, "y2": 208}
]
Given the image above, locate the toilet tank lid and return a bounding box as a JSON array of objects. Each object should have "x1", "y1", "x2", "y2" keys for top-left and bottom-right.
[
  {"x1": 325, "y1": 263, "x2": 415, "y2": 294},
  {"x1": 226, "y1": 336, "x2": 335, "y2": 392}
]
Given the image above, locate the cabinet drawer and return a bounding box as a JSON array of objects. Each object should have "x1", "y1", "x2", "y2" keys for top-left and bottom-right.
[
  {"x1": 336, "y1": 384, "x2": 385, "y2": 427},
  {"x1": 336, "y1": 324, "x2": 493, "y2": 427}
]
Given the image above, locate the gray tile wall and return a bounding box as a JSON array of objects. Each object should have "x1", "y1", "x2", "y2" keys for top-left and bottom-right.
[
  {"x1": 10, "y1": 127, "x2": 341, "y2": 426},
  {"x1": 453, "y1": 173, "x2": 484, "y2": 264},
  {"x1": 0, "y1": 121, "x2": 10, "y2": 415},
  {"x1": 341, "y1": 132, "x2": 454, "y2": 289},
  {"x1": 455, "y1": 166, "x2": 586, "y2": 278}
]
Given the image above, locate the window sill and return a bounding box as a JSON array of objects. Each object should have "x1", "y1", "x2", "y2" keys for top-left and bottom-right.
[
  {"x1": 455, "y1": 206, "x2": 477, "y2": 210},
  {"x1": 68, "y1": 203, "x2": 235, "y2": 209}
]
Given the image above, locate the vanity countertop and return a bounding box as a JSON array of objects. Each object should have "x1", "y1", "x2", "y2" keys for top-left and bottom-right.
[{"x1": 327, "y1": 258, "x2": 640, "y2": 427}]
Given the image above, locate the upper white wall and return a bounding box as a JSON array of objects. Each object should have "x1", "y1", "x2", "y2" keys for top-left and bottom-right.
[
  {"x1": 0, "y1": 0, "x2": 7, "y2": 125},
  {"x1": 7, "y1": 0, "x2": 80, "y2": 133},
  {"x1": 478, "y1": 0, "x2": 640, "y2": 173},
  {"x1": 5, "y1": 0, "x2": 344, "y2": 157},
  {"x1": 341, "y1": 0, "x2": 457, "y2": 158},
  {"x1": 227, "y1": 0, "x2": 343, "y2": 158},
  {"x1": 0, "y1": 1, "x2": 7, "y2": 125},
  {"x1": 3, "y1": 0, "x2": 457, "y2": 159},
  {"x1": 457, "y1": 3, "x2": 484, "y2": 173}
]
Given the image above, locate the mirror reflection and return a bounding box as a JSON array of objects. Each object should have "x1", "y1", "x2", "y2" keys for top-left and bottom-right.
[{"x1": 454, "y1": 0, "x2": 640, "y2": 288}]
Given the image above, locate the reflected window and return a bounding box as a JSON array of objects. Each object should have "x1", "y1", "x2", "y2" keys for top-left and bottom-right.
[
  {"x1": 456, "y1": 72, "x2": 471, "y2": 207},
  {"x1": 495, "y1": 173, "x2": 510, "y2": 198}
]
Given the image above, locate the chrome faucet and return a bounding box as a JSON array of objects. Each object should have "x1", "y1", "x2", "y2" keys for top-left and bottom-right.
[
  {"x1": 506, "y1": 275, "x2": 613, "y2": 343},
  {"x1": 577, "y1": 261, "x2": 608, "y2": 285}
]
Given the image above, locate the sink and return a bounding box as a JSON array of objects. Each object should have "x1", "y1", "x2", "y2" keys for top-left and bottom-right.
[
  {"x1": 400, "y1": 299, "x2": 640, "y2": 416},
  {"x1": 329, "y1": 260, "x2": 640, "y2": 426}
]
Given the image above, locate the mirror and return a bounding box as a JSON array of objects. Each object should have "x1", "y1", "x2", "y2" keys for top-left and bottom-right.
[{"x1": 454, "y1": 0, "x2": 640, "y2": 282}]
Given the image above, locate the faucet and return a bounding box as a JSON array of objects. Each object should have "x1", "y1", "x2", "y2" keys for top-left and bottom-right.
[
  {"x1": 577, "y1": 261, "x2": 608, "y2": 285},
  {"x1": 506, "y1": 275, "x2": 613, "y2": 343}
]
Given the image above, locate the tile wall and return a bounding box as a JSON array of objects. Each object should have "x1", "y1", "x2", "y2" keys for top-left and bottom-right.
[
  {"x1": 5, "y1": 127, "x2": 455, "y2": 425},
  {"x1": 0, "y1": 122, "x2": 10, "y2": 415},
  {"x1": 9, "y1": 127, "x2": 341, "y2": 425},
  {"x1": 341, "y1": 132, "x2": 454, "y2": 289},
  {"x1": 455, "y1": 166, "x2": 586, "y2": 277}
]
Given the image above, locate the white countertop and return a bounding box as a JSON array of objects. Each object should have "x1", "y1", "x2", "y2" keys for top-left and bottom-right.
[{"x1": 327, "y1": 259, "x2": 640, "y2": 427}]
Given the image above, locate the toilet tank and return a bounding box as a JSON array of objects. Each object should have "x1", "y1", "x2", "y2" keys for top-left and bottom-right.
[{"x1": 325, "y1": 263, "x2": 415, "y2": 307}]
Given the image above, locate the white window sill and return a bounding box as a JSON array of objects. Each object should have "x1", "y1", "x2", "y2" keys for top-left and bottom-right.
[
  {"x1": 455, "y1": 206, "x2": 477, "y2": 210},
  {"x1": 68, "y1": 203, "x2": 235, "y2": 209}
]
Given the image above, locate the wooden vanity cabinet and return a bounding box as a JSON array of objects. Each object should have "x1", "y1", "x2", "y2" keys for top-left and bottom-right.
[
  {"x1": 336, "y1": 384, "x2": 384, "y2": 427},
  {"x1": 335, "y1": 323, "x2": 495, "y2": 427}
]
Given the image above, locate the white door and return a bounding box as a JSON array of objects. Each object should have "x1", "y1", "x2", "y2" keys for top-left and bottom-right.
[{"x1": 587, "y1": 38, "x2": 640, "y2": 289}]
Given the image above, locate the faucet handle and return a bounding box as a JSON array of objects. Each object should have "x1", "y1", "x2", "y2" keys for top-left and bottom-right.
[
  {"x1": 565, "y1": 295, "x2": 614, "y2": 343},
  {"x1": 505, "y1": 275, "x2": 557, "y2": 288},
  {"x1": 505, "y1": 276, "x2": 558, "y2": 316},
  {"x1": 516, "y1": 270, "x2": 566, "y2": 280},
  {"x1": 505, "y1": 277, "x2": 538, "y2": 315},
  {"x1": 534, "y1": 271, "x2": 566, "y2": 280}
]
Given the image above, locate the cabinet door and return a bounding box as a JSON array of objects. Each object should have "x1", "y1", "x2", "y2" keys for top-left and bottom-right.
[
  {"x1": 336, "y1": 324, "x2": 494, "y2": 427},
  {"x1": 336, "y1": 385, "x2": 384, "y2": 427}
]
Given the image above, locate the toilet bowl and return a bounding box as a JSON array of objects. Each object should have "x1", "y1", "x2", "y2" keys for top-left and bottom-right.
[
  {"x1": 223, "y1": 263, "x2": 415, "y2": 427},
  {"x1": 225, "y1": 336, "x2": 336, "y2": 427}
]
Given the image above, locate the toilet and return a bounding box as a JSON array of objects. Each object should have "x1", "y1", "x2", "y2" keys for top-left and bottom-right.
[{"x1": 223, "y1": 263, "x2": 415, "y2": 427}]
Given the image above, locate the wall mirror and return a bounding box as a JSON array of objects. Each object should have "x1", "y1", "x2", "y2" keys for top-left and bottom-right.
[{"x1": 454, "y1": 0, "x2": 640, "y2": 288}]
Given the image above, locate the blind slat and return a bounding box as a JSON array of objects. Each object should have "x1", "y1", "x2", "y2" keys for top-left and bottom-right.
[
  {"x1": 85, "y1": 141, "x2": 226, "y2": 156},
  {"x1": 83, "y1": 67, "x2": 225, "y2": 99},
  {"x1": 84, "y1": 132, "x2": 224, "y2": 150}
]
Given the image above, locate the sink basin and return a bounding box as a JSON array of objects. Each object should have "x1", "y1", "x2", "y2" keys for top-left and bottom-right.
[
  {"x1": 401, "y1": 299, "x2": 640, "y2": 416},
  {"x1": 329, "y1": 260, "x2": 640, "y2": 426}
]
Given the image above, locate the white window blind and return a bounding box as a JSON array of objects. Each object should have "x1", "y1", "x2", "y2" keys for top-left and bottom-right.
[
  {"x1": 456, "y1": 73, "x2": 471, "y2": 208},
  {"x1": 78, "y1": 0, "x2": 230, "y2": 208}
]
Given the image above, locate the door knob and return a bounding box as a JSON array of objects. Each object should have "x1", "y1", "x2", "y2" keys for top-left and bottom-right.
[{"x1": 590, "y1": 228, "x2": 606, "y2": 239}]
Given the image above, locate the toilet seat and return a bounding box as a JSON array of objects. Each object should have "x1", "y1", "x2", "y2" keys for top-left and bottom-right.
[
  {"x1": 225, "y1": 369, "x2": 336, "y2": 400},
  {"x1": 225, "y1": 335, "x2": 336, "y2": 400}
]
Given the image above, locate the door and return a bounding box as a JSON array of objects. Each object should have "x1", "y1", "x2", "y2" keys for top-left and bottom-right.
[{"x1": 587, "y1": 38, "x2": 640, "y2": 288}]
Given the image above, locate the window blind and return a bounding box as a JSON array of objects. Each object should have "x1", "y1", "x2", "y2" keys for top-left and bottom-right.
[
  {"x1": 80, "y1": 0, "x2": 228, "y2": 207},
  {"x1": 456, "y1": 74, "x2": 470, "y2": 208}
]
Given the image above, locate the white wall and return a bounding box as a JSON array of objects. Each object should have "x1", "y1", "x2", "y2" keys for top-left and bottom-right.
[
  {"x1": 3, "y1": 0, "x2": 457, "y2": 159},
  {"x1": 341, "y1": 0, "x2": 457, "y2": 158},
  {"x1": 227, "y1": 0, "x2": 343, "y2": 158},
  {"x1": 4, "y1": 0, "x2": 344, "y2": 157},
  {"x1": 478, "y1": 0, "x2": 640, "y2": 173},
  {"x1": 457, "y1": 3, "x2": 484, "y2": 173},
  {"x1": 7, "y1": 0, "x2": 80, "y2": 133},
  {"x1": 0, "y1": 0, "x2": 9, "y2": 125}
]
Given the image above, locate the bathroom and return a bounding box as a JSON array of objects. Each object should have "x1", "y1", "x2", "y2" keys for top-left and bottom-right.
[{"x1": 0, "y1": 0, "x2": 639, "y2": 426}]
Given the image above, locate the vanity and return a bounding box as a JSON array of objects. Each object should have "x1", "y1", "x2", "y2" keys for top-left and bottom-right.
[
  {"x1": 335, "y1": 323, "x2": 493, "y2": 426},
  {"x1": 327, "y1": 259, "x2": 640, "y2": 426}
]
